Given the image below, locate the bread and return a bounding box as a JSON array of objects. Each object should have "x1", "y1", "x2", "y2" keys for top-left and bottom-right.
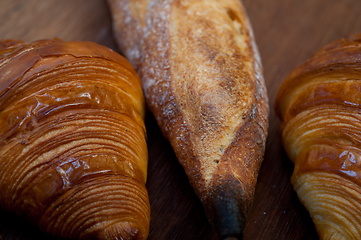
[
  {"x1": 0, "y1": 39, "x2": 150, "y2": 240},
  {"x1": 107, "y1": 0, "x2": 269, "y2": 238},
  {"x1": 275, "y1": 33, "x2": 361, "y2": 239}
]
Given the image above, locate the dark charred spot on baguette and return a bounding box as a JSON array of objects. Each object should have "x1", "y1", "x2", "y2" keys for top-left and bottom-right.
[{"x1": 204, "y1": 174, "x2": 246, "y2": 240}]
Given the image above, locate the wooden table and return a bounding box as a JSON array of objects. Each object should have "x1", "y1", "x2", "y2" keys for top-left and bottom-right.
[{"x1": 1, "y1": 0, "x2": 361, "y2": 239}]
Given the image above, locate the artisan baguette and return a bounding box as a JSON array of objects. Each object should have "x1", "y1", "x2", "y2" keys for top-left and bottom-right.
[
  {"x1": 0, "y1": 39, "x2": 150, "y2": 240},
  {"x1": 108, "y1": 0, "x2": 269, "y2": 238}
]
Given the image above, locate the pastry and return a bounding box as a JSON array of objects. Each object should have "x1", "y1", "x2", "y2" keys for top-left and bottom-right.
[
  {"x1": 275, "y1": 33, "x2": 361, "y2": 239},
  {"x1": 0, "y1": 39, "x2": 150, "y2": 240}
]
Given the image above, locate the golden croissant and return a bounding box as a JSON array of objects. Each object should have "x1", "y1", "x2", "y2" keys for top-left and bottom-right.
[
  {"x1": 275, "y1": 34, "x2": 361, "y2": 239},
  {"x1": 107, "y1": 0, "x2": 269, "y2": 238},
  {"x1": 0, "y1": 39, "x2": 150, "y2": 240}
]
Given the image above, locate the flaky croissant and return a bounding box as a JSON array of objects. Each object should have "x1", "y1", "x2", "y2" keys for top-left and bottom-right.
[
  {"x1": 275, "y1": 34, "x2": 361, "y2": 239},
  {"x1": 107, "y1": 0, "x2": 269, "y2": 239},
  {"x1": 0, "y1": 39, "x2": 150, "y2": 240}
]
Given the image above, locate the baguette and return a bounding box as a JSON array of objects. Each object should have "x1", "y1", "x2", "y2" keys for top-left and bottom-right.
[{"x1": 108, "y1": 0, "x2": 269, "y2": 238}]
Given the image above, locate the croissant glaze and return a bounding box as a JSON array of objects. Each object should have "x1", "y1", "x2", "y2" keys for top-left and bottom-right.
[
  {"x1": 275, "y1": 33, "x2": 361, "y2": 239},
  {"x1": 0, "y1": 39, "x2": 150, "y2": 240},
  {"x1": 107, "y1": 0, "x2": 269, "y2": 239}
]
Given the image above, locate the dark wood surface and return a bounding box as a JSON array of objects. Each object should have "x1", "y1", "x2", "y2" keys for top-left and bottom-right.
[{"x1": 1, "y1": 0, "x2": 361, "y2": 239}]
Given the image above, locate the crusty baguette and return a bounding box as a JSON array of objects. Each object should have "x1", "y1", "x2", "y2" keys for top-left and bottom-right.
[
  {"x1": 0, "y1": 39, "x2": 150, "y2": 240},
  {"x1": 107, "y1": 0, "x2": 269, "y2": 238},
  {"x1": 275, "y1": 33, "x2": 361, "y2": 240}
]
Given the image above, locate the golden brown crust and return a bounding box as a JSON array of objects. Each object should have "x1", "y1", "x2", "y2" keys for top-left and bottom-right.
[
  {"x1": 275, "y1": 34, "x2": 361, "y2": 122},
  {"x1": 108, "y1": 0, "x2": 268, "y2": 238},
  {"x1": 0, "y1": 39, "x2": 150, "y2": 240},
  {"x1": 275, "y1": 34, "x2": 361, "y2": 240}
]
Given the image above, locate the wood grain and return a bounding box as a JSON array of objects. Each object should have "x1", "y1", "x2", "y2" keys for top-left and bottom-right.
[{"x1": 1, "y1": 0, "x2": 361, "y2": 239}]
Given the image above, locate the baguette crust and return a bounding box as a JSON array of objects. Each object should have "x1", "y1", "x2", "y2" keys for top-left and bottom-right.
[{"x1": 108, "y1": 0, "x2": 268, "y2": 238}]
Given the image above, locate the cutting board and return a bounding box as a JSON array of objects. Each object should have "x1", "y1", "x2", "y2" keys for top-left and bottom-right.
[{"x1": 1, "y1": 0, "x2": 361, "y2": 239}]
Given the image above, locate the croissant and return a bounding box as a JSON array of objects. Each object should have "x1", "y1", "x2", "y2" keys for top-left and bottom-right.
[
  {"x1": 0, "y1": 39, "x2": 150, "y2": 240},
  {"x1": 275, "y1": 34, "x2": 361, "y2": 239},
  {"x1": 107, "y1": 0, "x2": 269, "y2": 239}
]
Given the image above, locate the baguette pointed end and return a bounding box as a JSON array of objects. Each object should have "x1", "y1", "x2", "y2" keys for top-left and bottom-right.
[
  {"x1": 204, "y1": 173, "x2": 251, "y2": 240},
  {"x1": 205, "y1": 194, "x2": 246, "y2": 240}
]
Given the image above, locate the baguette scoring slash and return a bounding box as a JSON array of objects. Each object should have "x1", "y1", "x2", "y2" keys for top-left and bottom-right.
[{"x1": 108, "y1": 0, "x2": 269, "y2": 238}]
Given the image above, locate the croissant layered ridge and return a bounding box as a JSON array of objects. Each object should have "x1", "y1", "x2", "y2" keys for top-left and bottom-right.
[
  {"x1": 275, "y1": 34, "x2": 361, "y2": 240},
  {"x1": 107, "y1": 0, "x2": 269, "y2": 238},
  {"x1": 0, "y1": 39, "x2": 150, "y2": 240}
]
